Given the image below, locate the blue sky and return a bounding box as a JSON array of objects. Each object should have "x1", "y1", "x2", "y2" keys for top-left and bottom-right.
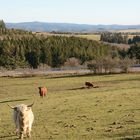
[{"x1": 0, "y1": 0, "x2": 140, "y2": 25}]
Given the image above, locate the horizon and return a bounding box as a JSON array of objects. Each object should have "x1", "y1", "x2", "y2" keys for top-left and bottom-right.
[
  {"x1": 1, "y1": 0, "x2": 140, "y2": 25},
  {"x1": 5, "y1": 21, "x2": 140, "y2": 26}
]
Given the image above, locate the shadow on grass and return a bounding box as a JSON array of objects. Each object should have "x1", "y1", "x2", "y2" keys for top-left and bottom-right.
[
  {"x1": 68, "y1": 86, "x2": 99, "y2": 90},
  {"x1": 0, "y1": 134, "x2": 18, "y2": 140},
  {"x1": 120, "y1": 137, "x2": 140, "y2": 140},
  {"x1": 113, "y1": 128, "x2": 140, "y2": 140},
  {"x1": 0, "y1": 98, "x2": 28, "y2": 104},
  {"x1": 125, "y1": 108, "x2": 140, "y2": 112},
  {"x1": 67, "y1": 86, "x2": 87, "y2": 90}
]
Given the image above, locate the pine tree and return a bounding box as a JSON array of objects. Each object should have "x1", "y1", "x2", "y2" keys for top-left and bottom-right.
[{"x1": 0, "y1": 20, "x2": 6, "y2": 29}]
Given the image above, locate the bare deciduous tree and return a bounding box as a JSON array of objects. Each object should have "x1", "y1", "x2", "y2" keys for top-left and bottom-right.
[
  {"x1": 119, "y1": 57, "x2": 135, "y2": 73},
  {"x1": 64, "y1": 57, "x2": 81, "y2": 67}
]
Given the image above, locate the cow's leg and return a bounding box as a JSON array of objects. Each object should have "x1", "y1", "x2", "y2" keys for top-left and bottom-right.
[
  {"x1": 15, "y1": 128, "x2": 18, "y2": 135},
  {"x1": 27, "y1": 132, "x2": 31, "y2": 138},
  {"x1": 27, "y1": 122, "x2": 33, "y2": 138},
  {"x1": 26, "y1": 127, "x2": 31, "y2": 138},
  {"x1": 44, "y1": 92, "x2": 46, "y2": 97},
  {"x1": 19, "y1": 132, "x2": 24, "y2": 139},
  {"x1": 27, "y1": 131, "x2": 31, "y2": 138},
  {"x1": 19, "y1": 123, "x2": 25, "y2": 139}
]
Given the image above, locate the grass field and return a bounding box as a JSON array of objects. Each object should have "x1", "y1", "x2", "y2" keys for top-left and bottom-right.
[
  {"x1": 114, "y1": 29, "x2": 140, "y2": 33},
  {"x1": 76, "y1": 34, "x2": 100, "y2": 41},
  {"x1": 0, "y1": 73, "x2": 140, "y2": 140},
  {"x1": 34, "y1": 32, "x2": 101, "y2": 41},
  {"x1": 35, "y1": 31, "x2": 140, "y2": 42}
]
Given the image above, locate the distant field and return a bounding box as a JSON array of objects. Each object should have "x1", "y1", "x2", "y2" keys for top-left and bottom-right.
[
  {"x1": 34, "y1": 32, "x2": 101, "y2": 41},
  {"x1": 34, "y1": 31, "x2": 140, "y2": 42},
  {"x1": 127, "y1": 34, "x2": 140, "y2": 39},
  {"x1": 115, "y1": 29, "x2": 140, "y2": 39},
  {"x1": 114, "y1": 29, "x2": 140, "y2": 33},
  {"x1": 0, "y1": 73, "x2": 140, "y2": 140},
  {"x1": 76, "y1": 34, "x2": 100, "y2": 41}
]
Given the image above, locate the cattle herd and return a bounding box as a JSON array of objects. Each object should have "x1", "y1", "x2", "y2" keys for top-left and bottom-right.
[{"x1": 7, "y1": 82, "x2": 97, "y2": 139}]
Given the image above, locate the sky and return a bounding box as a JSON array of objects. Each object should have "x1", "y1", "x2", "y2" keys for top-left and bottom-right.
[{"x1": 0, "y1": 0, "x2": 140, "y2": 25}]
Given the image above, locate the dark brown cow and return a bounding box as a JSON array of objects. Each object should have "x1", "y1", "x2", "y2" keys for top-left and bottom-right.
[
  {"x1": 85, "y1": 82, "x2": 94, "y2": 88},
  {"x1": 85, "y1": 81, "x2": 99, "y2": 88},
  {"x1": 38, "y1": 87, "x2": 47, "y2": 97}
]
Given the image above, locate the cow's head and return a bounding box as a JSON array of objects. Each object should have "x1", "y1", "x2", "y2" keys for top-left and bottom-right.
[{"x1": 8, "y1": 102, "x2": 34, "y2": 114}]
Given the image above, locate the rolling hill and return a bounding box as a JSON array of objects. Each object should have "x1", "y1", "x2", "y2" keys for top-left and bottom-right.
[{"x1": 6, "y1": 22, "x2": 140, "y2": 33}]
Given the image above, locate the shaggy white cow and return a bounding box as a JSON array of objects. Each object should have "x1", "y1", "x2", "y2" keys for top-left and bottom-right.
[{"x1": 8, "y1": 103, "x2": 34, "y2": 139}]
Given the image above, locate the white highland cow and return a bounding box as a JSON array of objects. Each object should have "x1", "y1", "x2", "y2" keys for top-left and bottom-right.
[{"x1": 8, "y1": 103, "x2": 34, "y2": 139}]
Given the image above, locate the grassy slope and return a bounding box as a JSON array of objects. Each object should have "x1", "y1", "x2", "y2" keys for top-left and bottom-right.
[{"x1": 0, "y1": 73, "x2": 140, "y2": 140}]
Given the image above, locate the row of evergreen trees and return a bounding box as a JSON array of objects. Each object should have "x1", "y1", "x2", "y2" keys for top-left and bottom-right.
[
  {"x1": 0, "y1": 34, "x2": 118, "y2": 69},
  {"x1": 0, "y1": 20, "x2": 140, "y2": 70},
  {"x1": 100, "y1": 32, "x2": 128, "y2": 44},
  {"x1": 128, "y1": 36, "x2": 140, "y2": 44},
  {"x1": 0, "y1": 20, "x2": 5, "y2": 29},
  {"x1": 100, "y1": 32, "x2": 140, "y2": 45}
]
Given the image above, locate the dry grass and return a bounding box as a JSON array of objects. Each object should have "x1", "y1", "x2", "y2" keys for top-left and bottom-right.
[
  {"x1": 76, "y1": 34, "x2": 100, "y2": 41},
  {"x1": 114, "y1": 29, "x2": 140, "y2": 33},
  {"x1": 34, "y1": 32, "x2": 101, "y2": 41}
]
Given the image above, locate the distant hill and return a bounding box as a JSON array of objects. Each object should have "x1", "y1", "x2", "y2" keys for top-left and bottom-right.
[{"x1": 6, "y1": 22, "x2": 140, "y2": 33}]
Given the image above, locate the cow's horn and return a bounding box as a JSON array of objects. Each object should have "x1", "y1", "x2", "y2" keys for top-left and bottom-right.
[
  {"x1": 7, "y1": 104, "x2": 15, "y2": 109},
  {"x1": 27, "y1": 101, "x2": 34, "y2": 107}
]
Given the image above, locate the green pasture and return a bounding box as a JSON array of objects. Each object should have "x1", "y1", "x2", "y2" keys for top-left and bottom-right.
[{"x1": 0, "y1": 73, "x2": 140, "y2": 140}]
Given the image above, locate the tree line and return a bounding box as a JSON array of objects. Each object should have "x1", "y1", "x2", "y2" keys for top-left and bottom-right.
[
  {"x1": 0, "y1": 34, "x2": 116, "y2": 69},
  {"x1": 100, "y1": 32, "x2": 140, "y2": 45},
  {"x1": 100, "y1": 32, "x2": 128, "y2": 44},
  {"x1": 0, "y1": 20, "x2": 140, "y2": 72},
  {"x1": 128, "y1": 36, "x2": 140, "y2": 44}
]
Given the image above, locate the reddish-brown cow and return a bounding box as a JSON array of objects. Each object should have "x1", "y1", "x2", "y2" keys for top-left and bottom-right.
[{"x1": 38, "y1": 87, "x2": 47, "y2": 97}]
